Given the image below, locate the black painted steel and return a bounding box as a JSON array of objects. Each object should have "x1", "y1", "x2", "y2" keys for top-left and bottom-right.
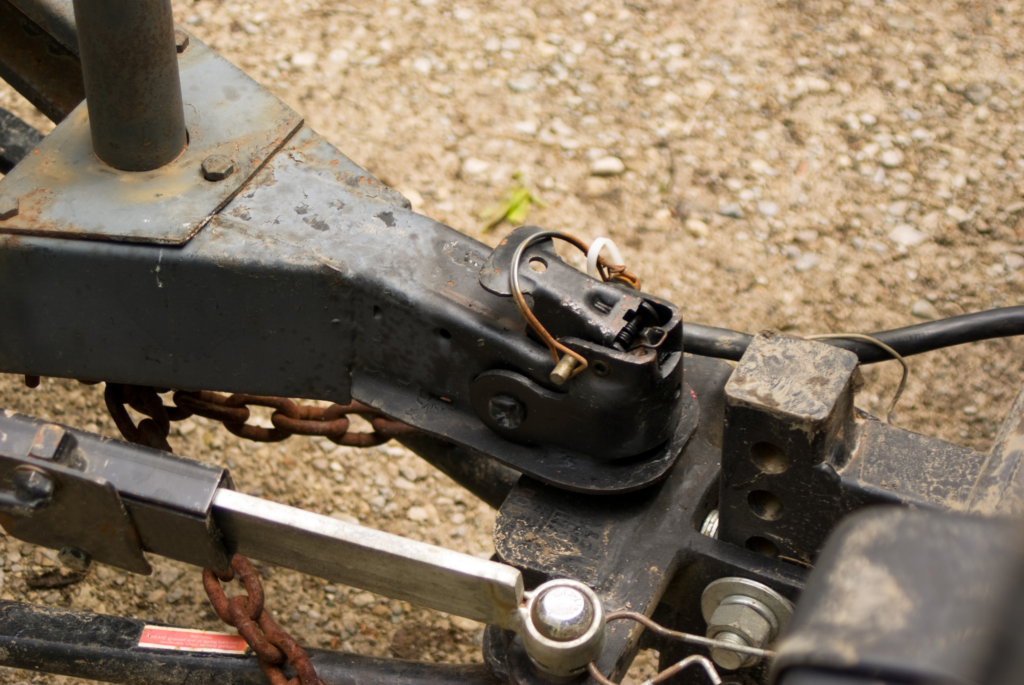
[
  {"x1": 717, "y1": 332, "x2": 987, "y2": 565},
  {"x1": 397, "y1": 434, "x2": 520, "y2": 509},
  {"x1": 0, "y1": 126, "x2": 689, "y2": 493},
  {"x1": 489, "y1": 355, "x2": 806, "y2": 685},
  {"x1": 0, "y1": 410, "x2": 230, "y2": 571},
  {"x1": 771, "y1": 508, "x2": 1021, "y2": 685},
  {"x1": 0, "y1": 0, "x2": 83, "y2": 123},
  {"x1": 0, "y1": 601, "x2": 501, "y2": 685}
]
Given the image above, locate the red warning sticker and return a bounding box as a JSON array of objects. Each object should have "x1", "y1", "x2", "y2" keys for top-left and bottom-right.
[{"x1": 138, "y1": 625, "x2": 249, "y2": 654}]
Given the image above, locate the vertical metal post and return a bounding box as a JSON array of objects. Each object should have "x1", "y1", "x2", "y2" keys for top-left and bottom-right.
[{"x1": 71, "y1": 0, "x2": 186, "y2": 171}]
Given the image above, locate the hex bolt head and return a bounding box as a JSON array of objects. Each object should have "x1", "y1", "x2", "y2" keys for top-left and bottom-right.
[
  {"x1": 701, "y1": 578, "x2": 794, "y2": 672},
  {"x1": 12, "y1": 467, "x2": 54, "y2": 504},
  {"x1": 202, "y1": 154, "x2": 235, "y2": 182},
  {"x1": 174, "y1": 28, "x2": 190, "y2": 53},
  {"x1": 0, "y1": 194, "x2": 20, "y2": 221},
  {"x1": 58, "y1": 546, "x2": 92, "y2": 573},
  {"x1": 488, "y1": 394, "x2": 525, "y2": 430},
  {"x1": 531, "y1": 585, "x2": 594, "y2": 641}
]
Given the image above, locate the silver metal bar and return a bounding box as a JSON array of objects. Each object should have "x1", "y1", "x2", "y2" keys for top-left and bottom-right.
[
  {"x1": 212, "y1": 489, "x2": 524, "y2": 629},
  {"x1": 70, "y1": 0, "x2": 186, "y2": 170}
]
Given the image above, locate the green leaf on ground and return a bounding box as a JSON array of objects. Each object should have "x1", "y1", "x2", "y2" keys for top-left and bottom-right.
[{"x1": 480, "y1": 172, "x2": 547, "y2": 232}]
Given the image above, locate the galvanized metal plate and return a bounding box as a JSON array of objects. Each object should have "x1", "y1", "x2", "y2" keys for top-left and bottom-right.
[{"x1": 0, "y1": 30, "x2": 302, "y2": 244}]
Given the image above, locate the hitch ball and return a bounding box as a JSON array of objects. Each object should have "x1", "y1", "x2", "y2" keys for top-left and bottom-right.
[{"x1": 519, "y1": 579, "x2": 606, "y2": 680}]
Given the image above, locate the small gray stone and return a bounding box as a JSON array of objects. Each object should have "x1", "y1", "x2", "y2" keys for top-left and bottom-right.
[
  {"x1": 911, "y1": 299, "x2": 941, "y2": 320},
  {"x1": 757, "y1": 200, "x2": 779, "y2": 217},
  {"x1": 795, "y1": 229, "x2": 818, "y2": 243},
  {"x1": 684, "y1": 218, "x2": 709, "y2": 237},
  {"x1": 793, "y1": 253, "x2": 820, "y2": 272},
  {"x1": 352, "y1": 592, "x2": 376, "y2": 608},
  {"x1": 718, "y1": 203, "x2": 744, "y2": 219},
  {"x1": 462, "y1": 158, "x2": 489, "y2": 175},
  {"x1": 157, "y1": 567, "x2": 183, "y2": 588},
  {"x1": 590, "y1": 156, "x2": 625, "y2": 176},
  {"x1": 885, "y1": 14, "x2": 916, "y2": 31},
  {"x1": 507, "y1": 72, "x2": 540, "y2": 93},
  {"x1": 879, "y1": 149, "x2": 905, "y2": 168},
  {"x1": 946, "y1": 205, "x2": 970, "y2": 222},
  {"x1": 963, "y1": 82, "x2": 993, "y2": 106},
  {"x1": 407, "y1": 506, "x2": 429, "y2": 521},
  {"x1": 887, "y1": 200, "x2": 910, "y2": 217},
  {"x1": 1005, "y1": 253, "x2": 1024, "y2": 271},
  {"x1": 888, "y1": 224, "x2": 927, "y2": 247},
  {"x1": 411, "y1": 57, "x2": 432, "y2": 74}
]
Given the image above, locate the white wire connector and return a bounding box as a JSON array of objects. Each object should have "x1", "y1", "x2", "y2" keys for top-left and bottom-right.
[{"x1": 586, "y1": 237, "x2": 625, "y2": 281}]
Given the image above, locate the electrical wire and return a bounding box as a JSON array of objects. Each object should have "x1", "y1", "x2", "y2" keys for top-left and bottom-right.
[
  {"x1": 603, "y1": 611, "x2": 775, "y2": 660},
  {"x1": 684, "y1": 306, "x2": 1024, "y2": 364},
  {"x1": 508, "y1": 231, "x2": 640, "y2": 382},
  {"x1": 586, "y1": 238, "x2": 626, "y2": 282},
  {"x1": 586, "y1": 610, "x2": 748, "y2": 685},
  {"x1": 807, "y1": 333, "x2": 908, "y2": 425},
  {"x1": 510, "y1": 232, "x2": 590, "y2": 378},
  {"x1": 587, "y1": 656, "x2": 721, "y2": 685}
]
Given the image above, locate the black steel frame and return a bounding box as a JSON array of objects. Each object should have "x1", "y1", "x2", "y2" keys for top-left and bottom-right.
[{"x1": 1, "y1": 1, "x2": 1023, "y2": 684}]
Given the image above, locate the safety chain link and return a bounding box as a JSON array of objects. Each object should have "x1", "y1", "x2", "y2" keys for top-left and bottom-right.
[
  {"x1": 94, "y1": 382, "x2": 420, "y2": 685},
  {"x1": 203, "y1": 555, "x2": 323, "y2": 685},
  {"x1": 102, "y1": 384, "x2": 418, "y2": 451}
]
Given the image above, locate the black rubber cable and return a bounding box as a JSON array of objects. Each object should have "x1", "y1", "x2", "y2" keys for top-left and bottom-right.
[{"x1": 684, "y1": 306, "x2": 1024, "y2": 364}]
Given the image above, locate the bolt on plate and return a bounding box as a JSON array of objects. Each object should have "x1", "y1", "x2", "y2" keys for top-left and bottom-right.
[
  {"x1": 0, "y1": 32, "x2": 302, "y2": 245},
  {"x1": 174, "y1": 28, "x2": 190, "y2": 53},
  {"x1": 202, "y1": 154, "x2": 235, "y2": 182},
  {"x1": 0, "y1": 195, "x2": 19, "y2": 221}
]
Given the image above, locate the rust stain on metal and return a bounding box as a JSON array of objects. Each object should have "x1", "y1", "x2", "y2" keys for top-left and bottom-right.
[{"x1": 0, "y1": 31, "x2": 303, "y2": 245}]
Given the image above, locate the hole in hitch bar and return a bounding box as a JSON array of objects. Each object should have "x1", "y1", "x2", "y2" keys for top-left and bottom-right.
[
  {"x1": 748, "y1": 490, "x2": 784, "y2": 521},
  {"x1": 750, "y1": 442, "x2": 789, "y2": 474},
  {"x1": 745, "y1": 536, "x2": 780, "y2": 558},
  {"x1": 529, "y1": 257, "x2": 548, "y2": 272}
]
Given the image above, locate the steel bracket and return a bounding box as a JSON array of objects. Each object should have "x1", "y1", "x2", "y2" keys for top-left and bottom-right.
[
  {"x1": 0, "y1": 418, "x2": 150, "y2": 574},
  {"x1": 0, "y1": 410, "x2": 230, "y2": 573},
  {"x1": 0, "y1": 28, "x2": 302, "y2": 245}
]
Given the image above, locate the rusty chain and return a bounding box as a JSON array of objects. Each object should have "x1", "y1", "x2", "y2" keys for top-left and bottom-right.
[
  {"x1": 102, "y1": 384, "x2": 418, "y2": 451},
  {"x1": 204, "y1": 555, "x2": 323, "y2": 685},
  {"x1": 92, "y1": 382, "x2": 421, "y2": 685}
]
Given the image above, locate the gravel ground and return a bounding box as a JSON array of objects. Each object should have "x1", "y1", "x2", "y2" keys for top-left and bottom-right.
[{"x1": 2, "y1": 0, "x2": 1024, "y2": 683}]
